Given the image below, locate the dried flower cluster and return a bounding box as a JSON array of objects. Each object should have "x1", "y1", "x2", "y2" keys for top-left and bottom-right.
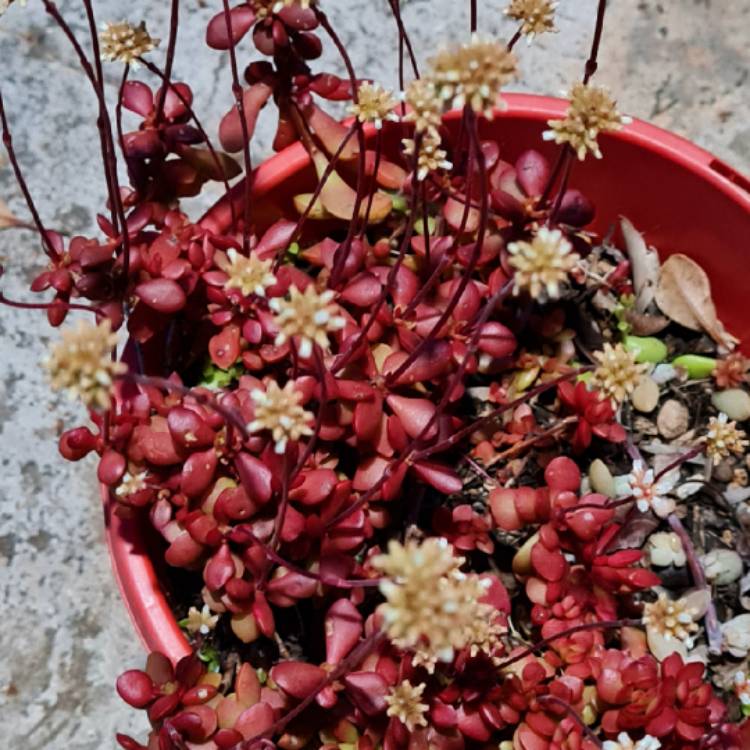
[
  {"x1": 99, "y1": 21, "x2": 159, "y2": 65},
  {"x1": 705, "y1": 412, "x2": 748, "y2": 462},
  {"x1": 642, "y1": 593, "x2": 700, "y2": 648},
  {"x1": 248, "y1": 380, "x2": 314, "y2": 453},
  {"x1": 269, "y1": 285, "x2": 345, "y2": 358},
  {"x1": 591, "y1": 342, "x2": 648, "y2": 405},
  {"x1": 430, "y1": 35, "x2": 518, "y2": 117},
  {"x1": 373, "y1": 538, "x2": 502, "y2": 668},
  {"x1": 507, "y1": 226, "x2": 579, "y2": 300},
  {"x1": 505, "y1": 0, "x2": 558, "y2": 39},
  {"x1": 45, "y1": 319, "x2": 125, "y2": 409},
  {"x1": 544, "y1": 83, "x2": 630, "y2": 159},
  {"x1": 216, "y1": 249, "x2": 276, "y2": 298},
  {"x1": 350, "y1": 82, "x2": 398, "y2": 129},
  {"x1": 385, "y1": 680, "x2": 429, "y2": 731}
]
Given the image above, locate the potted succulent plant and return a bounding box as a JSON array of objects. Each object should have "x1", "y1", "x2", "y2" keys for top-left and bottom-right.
[{"x1": 2, "y1": 1, "x2": 750, "y2": 749}]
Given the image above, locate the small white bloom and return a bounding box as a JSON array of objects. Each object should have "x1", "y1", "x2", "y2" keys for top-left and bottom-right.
[
  {"x1": 603, "y1": 733, "x2": 661, "y2": 750},
  {"x1": 623, "y1": 459, "x2": 677, "y2": 518}
]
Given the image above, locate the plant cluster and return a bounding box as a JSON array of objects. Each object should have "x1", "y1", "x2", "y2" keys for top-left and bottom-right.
[{"x1": 1, "y1": 1, "x2": 750, "y2": 750}]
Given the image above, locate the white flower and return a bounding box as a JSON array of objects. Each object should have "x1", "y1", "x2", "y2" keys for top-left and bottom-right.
[
  {"x1": 115, "y1": 471, "x2": 149, "y2": 498},
  {"x1": 603, "y1": 733, "x2": 661, "y2": 750},
  {"x1": 185, "y1": 605, "x2": 219, "y2": 635},
  {"x1": 623, "y1": 460, "x2": 677, "y2": 518}
]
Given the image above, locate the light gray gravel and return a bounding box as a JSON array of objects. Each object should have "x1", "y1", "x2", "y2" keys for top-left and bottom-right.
[{"x1": 0, "y1": 1, "x2": 747, "y2": 747}]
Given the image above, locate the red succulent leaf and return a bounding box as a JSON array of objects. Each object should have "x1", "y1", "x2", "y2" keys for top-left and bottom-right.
[
  {"x1": 209, "y1": 324, "x2": 241, "y2": 369},
  {"x1": 343, "y1": 671, "x2": 389, "y2": 716},
  {"x1": 325, "y1": 599, "x2": 363, "y2": 665},
  {"x1": 270, "y1": 661, "x2": 326, "y2": 700},
  {"x1": 116, "y1": 670, "x2": 157, "y2": 708},
  {"x1": 235, "y1": 702, "x2": 275, "y2": 741},
  {"x1": 135, "y1": 278, "x2": 187, "y2": 314},
  {"x1": 206, "y1": 6, "x2": 257, "y2": 50},
  {"x1": 234, "y1": 453, "x2": 274, "y2": 504},
  {"x1": 204, "y1": 543, "x2": 235, "y2": 590},
  {"x1": 219, "y1": 83, "x2": 273, "y2": 153},
  {"x1": 181, "y1": 449, "x2": 218, "y2": 497}
]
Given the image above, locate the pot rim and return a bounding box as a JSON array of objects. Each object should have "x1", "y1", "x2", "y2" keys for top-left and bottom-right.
[{"x1": 103, "y1": 93, "x2": 750, "y2": 663}]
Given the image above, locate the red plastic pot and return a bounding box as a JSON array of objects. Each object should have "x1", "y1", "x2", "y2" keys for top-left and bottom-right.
[{"x1": 103, "y1": 93, "x2": 750, "y2": 663}]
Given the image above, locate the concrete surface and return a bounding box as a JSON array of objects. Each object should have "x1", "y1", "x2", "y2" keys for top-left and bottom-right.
[{"x1": 0, "y1": 1, "x2": 747, "y2": 748}]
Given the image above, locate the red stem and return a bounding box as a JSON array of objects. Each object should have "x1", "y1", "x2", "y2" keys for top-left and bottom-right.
[
  {"x1": 315, "y1": 9, "x2": 368, "y2": 288},
  {"x1": 153, "y1": 0, "x2": 181, "y2": 124},
  {"x1": 667, "y1": 513, "x2": 723, "y2": 655},
  {"x1": 0, "y1": 90, "x2": 59, "y2": 260},
  {"x1": 221, "y1": 0, "x2": 253, "y2": 256},
  {"x1": 140, "y1": 58, "x2": 236, "y2": 228}
]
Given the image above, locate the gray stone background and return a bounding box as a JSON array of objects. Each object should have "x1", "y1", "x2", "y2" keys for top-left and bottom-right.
[{"x1": 0, "y1": 0, "x2": 747, "y2": 747}]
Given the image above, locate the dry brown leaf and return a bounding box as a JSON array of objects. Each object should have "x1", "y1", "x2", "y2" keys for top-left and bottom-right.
[
  {"x1": 0, "y1": 198, "x2": 21, "y2": 229},
  {"x1": 655, "y1": 253, "x2": 738, "y2": 350},
  {"x1": 621, "y1": 217, "x2": 660, "y2": 313}
]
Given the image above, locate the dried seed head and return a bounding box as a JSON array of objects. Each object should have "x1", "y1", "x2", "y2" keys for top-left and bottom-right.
[
  {"x1": 217, "y1": 249, "x2": 277, "y2": 298},
  {"x1": 705, "y1": 412, "x2": 748, "y2": 462},
  {"x1": 385, "y1": 680, "x2": 429, "y2": 731},
  {"x1": 505, "y1": 0, "x2": 558, "y2": 39},
  {"x1": 115, "y1": 470, "x2": 149, "y2": 499},
  {"x1": 373, "y1": 538, "x2": 500, "y2": 668},
  {"x1": 402, "y1": 77, "x2": 443, "y2": 136},
  {"x1": 402, "y1": 130, "x2": 452, "y2": 181},
  {"x1": 248, "y1": 380, "x2": 314, "y2": 454},
  {"x1": 543, "y1": 83, "x2": 630, "y2": 160},
  {"x1": 590, "y1": 342, "x2": 647, "y2": 406},
  {"x1": 714, "y1": 352, "x2": 748, "y2": 388},
  {"x1": 603, "y1": 733, "x2": 662, "y2": 750},
  {"x1": 185, "y1": 605, "x2": 220, "y2": 635},
  {"x1": 642, "y1": 593, "x2": 699, "y2": 648},
  {"x1": 624, "y1": 460, "x2": 677, "y2": 519},
  {"x1": 270, "y1": 285, "x2": 346, "y2": 359},
  {"x1": 99, "y1": 21, "x2": 159, "y2": 65},
  {"x1": 349, "y1": 82, "x2": 398, "y2": 130},
  {"x1": 45, "y1": 319, "x2": 126, "y2": 410},
  {"x1": 507, "y1": 227, "x2": 580, "y2": 301},
  {"x1": 430, "y1": 35, "x2": 518, "y2": 118}
]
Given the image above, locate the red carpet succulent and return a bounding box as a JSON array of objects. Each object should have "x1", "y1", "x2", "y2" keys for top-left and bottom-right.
[{"x1": 1, "y1": 1, "x2": 749, "y2": 749}]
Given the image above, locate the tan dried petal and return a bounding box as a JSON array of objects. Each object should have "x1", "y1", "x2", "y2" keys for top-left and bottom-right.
[{"x1": 543, "y1": 83, "x2": 628, "y2": 160}]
